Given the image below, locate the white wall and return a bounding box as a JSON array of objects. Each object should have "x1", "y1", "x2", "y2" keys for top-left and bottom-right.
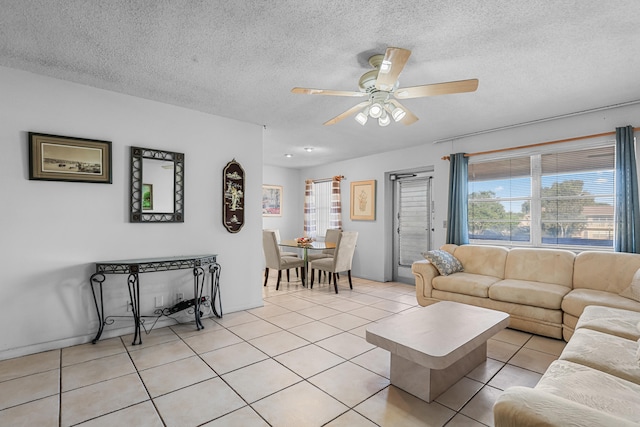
[
  {"x1": 302, "y1": 103, "x2": 640, "y2": 283},
  {"x1": 0, "y1": 67, "x2": 264, "y2": 359},
  {"x1": 262, "y1": 165, "x2": 304, "y2": 240}
]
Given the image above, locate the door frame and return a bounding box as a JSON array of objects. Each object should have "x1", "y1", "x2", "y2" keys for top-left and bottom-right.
[{"x1": 385, "y1": 166, "x2": 435, "y2": 284}]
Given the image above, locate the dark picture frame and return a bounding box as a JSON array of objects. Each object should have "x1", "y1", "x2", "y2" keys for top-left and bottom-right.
[{"x1": 28, "y1": 133, "x2": 112, "y2": 183}]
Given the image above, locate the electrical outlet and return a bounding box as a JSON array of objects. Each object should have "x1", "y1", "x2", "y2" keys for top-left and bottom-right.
[
  {"x1": 176, "y1": 292, "x2": 184, "y2": 303},
  {"x1": 126, "y1": 300, "x2": 132, "y2": 312},
  {"x1": 155, "y1": 296, "x2": 163, "y2": 308}
]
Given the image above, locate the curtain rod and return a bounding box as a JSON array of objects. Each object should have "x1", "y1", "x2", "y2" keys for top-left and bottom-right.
[
  {"x1": 313, "y1": 175, "x2": 345, "y2": 183},
  {"x1": 441, "y1": 127, "x2": 640, "y2": 161}
]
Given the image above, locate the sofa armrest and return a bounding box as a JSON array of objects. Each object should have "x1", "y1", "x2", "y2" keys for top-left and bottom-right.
[
  {"x1": 494, "y1": 386, "x2": 638, "y2": 427},
  {"x1": 411, "y1": 260, "x2": 439, "y2": 306}
]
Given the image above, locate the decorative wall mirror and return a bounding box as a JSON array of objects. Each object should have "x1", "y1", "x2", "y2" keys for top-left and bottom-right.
[{"x1": 130, "y1": 146, "x2": 184, "y2": 222}]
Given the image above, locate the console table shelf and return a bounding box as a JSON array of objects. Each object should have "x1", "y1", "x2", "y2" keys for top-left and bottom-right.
[{"x1": 90, "y1": 254, "x2": 221, "y2": 345}]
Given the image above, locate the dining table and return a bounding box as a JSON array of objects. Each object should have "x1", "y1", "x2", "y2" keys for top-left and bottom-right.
[{"x1": 279, "y1": 239, "x2": 336, "y2": 286}]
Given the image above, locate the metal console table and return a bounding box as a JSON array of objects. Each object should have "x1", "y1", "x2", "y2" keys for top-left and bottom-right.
[{"x1": 89, "y1": 254, "x2": 221, "y2": 345}]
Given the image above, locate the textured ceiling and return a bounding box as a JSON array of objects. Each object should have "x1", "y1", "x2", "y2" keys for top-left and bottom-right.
[{"x1": 2, "y1": 1, "x2": 640, "y2": 168}]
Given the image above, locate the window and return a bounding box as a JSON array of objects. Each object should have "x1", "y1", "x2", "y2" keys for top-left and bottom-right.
[
  {"x1": 313, "y1": 180, "x2": 332, "y2": 237},
  {"x1": 468, "y1": 145, "x2": 615, "y2": 249}
]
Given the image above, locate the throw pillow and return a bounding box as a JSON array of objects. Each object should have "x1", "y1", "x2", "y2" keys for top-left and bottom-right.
[
  {"x1": 619, "y1": 269, "x2": 640, "y2": 303},
  {"x1": 422, "y1": 249, "x2": 463, "y2": 276}
]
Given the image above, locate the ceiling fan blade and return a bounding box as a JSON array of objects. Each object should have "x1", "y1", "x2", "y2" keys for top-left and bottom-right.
[
  {"x1": 323, "y1": 101, "x2": 370, "y2": 126},
  {"x1": 291, "y1": 87, "x2": 366, "y2": 97},
  {"x1": 375, "y1": 47, "x2": 411, "y2": 91},
  {"x1": 394, "y1": 79, "x2": 479, "y2": 99},
  {"x1": 388, "y1": 99, "x2": 419, "y2": 126}
]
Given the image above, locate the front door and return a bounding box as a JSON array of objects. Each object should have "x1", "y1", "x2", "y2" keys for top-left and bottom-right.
[{"x1": 392, "y1": 172, "x2": 433, "y2": 283}]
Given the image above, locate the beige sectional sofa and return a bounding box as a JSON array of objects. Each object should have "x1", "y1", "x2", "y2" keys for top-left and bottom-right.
[
  {"x1": 412, "y1": 244, "x2": 640, "y2": 340},
  {"x1": 494, "y1": 305, "x2": 640, "y2": 426}
]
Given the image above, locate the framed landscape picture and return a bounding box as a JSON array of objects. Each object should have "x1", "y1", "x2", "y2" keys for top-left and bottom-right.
[
  {"x1": 350, "y1": 179, "x2": 376, "y2": 220},
  {"x1": 28, "y1": 133, "x2": 112, "y2": 183},
  {"x1": 262, "y1": 185, "x2": 282, "y2": 217}
]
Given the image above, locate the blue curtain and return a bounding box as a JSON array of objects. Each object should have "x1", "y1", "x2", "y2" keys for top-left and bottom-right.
[
  {"x1": 615, "y1": 125, "x2": 640, "y2": 253},
  {"x1": 446, "y1": 153, "x2": 469, "y2": 245}
]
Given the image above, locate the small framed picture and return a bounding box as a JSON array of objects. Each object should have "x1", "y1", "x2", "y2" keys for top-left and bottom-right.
[
  {"x1": 142, "y1": 184, "x2": 153, "y2": 210},
  {"x1": 350, "y1": 179, "x2": 376, "y2": 220},
  {"x1": 262, "y1": 185, "x2": 282, "y2": 217},
  {"x1": 28, "y1": 133, "x2": 112, "y2": 183}
]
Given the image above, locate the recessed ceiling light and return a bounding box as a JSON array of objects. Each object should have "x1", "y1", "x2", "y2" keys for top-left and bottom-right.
[
  {"x1": 284, "y1": 154, "x2": 293, "y2": 158},
  {"x1": 304, "y1": 147, "x2": 314, "y2": 152}
]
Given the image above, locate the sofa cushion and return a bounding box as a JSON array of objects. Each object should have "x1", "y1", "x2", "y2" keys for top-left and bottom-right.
[
  {"x1": 494, "y1": 386, "x2": 639, "y2": 427},
  {"x1": 559, "y1": 328, "x2": 640, "y2": 386},
  {"x1": 534, "y1": 360, "x2": 640, "y2": 423},
  {"x1": 422, "y1": 249, "x2": 463, "y2": 276},
  {"x1": 451, "y1": 245, "x2": 508, "y2": 278},
  {"x1": 488, "y1": 279, "x2": 570, "y2": 310},
  {"x1": 561, "y1": 288, "x2": 640, "y2": 319},
  {"x1": 573, "y1": 251, "x2": 640, "y2": 293},
  {"x1": 575, "y1": 305, "x2": 640, "y2": 341},
  {"x1": 504, "y1": 247, "x2": 575, "y2": 287},
  {"x1": 620, "y1": 268, "x2": 640, "y2": 303},
  {"x1": 432, "y1": 273, "x2": 500, "y2": 298}
]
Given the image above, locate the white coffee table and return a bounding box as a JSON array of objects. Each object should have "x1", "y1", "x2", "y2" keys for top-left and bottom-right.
[{"x1": 366, "y1": 301, "x2": 509, "y2": 402}]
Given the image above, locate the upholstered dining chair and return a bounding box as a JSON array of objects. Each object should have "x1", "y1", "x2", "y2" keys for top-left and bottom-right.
[
  {"x1": 308, "y1": 228, "x2": 341, "y2": 282},
  {"x1": 265, "y1": 229, "x2": 298, "y2": 258},
  {"x1": 309, "y1": 231, "x2": 358, "y2": 293},
  {"x1": 308, "y1": 228, "x2": 341, "y2": 262},
  {"x1": 264, "y1": 228, "x2": 299, "y2": 279},
  {"x1": 263, "y1": 230, "x2": 305, "y2": 290}
]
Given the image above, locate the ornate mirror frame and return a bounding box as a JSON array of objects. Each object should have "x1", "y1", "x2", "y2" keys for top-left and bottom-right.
[{"x1": 130, "y1": 146, "x2": 184, "y2": 223}]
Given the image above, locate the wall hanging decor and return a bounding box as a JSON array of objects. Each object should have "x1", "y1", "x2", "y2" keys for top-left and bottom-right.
[
  {"x1": 223, "y1": 159, "x2": 245, "y2": 233},
  {"x1": 28, "y1": 132, "x2": 112, "y2": 183},
  {"x1": 262, "y1": 185, "x2": 283, "y2": 216},
  {"x1": 130, "y1": 146, "x2": 184, "y2": 223},
  {"x1": 350, "y1": 179, "x2": 376, "y2": 220}
]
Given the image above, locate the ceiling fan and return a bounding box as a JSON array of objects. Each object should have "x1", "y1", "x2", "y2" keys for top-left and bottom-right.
[{"x1": 291, "y1": 47, "x2": 478, "y2": 127}]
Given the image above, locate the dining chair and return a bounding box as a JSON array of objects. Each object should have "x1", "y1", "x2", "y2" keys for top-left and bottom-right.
[
  {"x1": 263, "y1": 230, "x2": 305, "y2": 290},
  {"x1": 264, "y1": 228, "x2": 299, "y2": 279},
  {"x1": 308, "y1": 228, "x2": 340, "y2": 261},
  {"x1": 308, "y1": 228, "x2": 341, "y2": 282},
  {"x1": 309, "y1": 231, "x2": 358, "y2": 293}
]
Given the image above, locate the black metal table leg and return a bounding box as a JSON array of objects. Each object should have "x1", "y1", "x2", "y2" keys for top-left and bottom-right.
[
  {"x1": 209, "y1": 262, "x2": 222, "y2": 318},
  {"x1": 193, "y1": 266, "x2": 205, "y2": 330},
  {"x1": 90, "y1": 273, "x2": 106, "y2": 344},
  {"x1": 127, "y1": 272, "x2": 142, "y2": 345}
]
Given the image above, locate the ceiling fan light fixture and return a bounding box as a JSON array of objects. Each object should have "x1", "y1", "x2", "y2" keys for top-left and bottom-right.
[
  {"x1": 378, "y1": 111, "x2": 391, "y2": 127},
  {"x1": 355, "y1": 111, "x2": 368, "y2": 126},
  {"x1": 291, "y1": 47, "x2": 478, "y2": 127},
  {"x1": 379, "y1": 59, "x2": 392, "y2": 74},
  {"x1": 391, "y1": 105, "x2": 406, "y2": 122},
  {"x1": 369, "y1": 102, "x2": 383, "y2": 118}
]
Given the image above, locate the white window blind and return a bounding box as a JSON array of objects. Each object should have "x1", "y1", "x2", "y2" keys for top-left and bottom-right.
[
  {"x1": 313, "y1": 181, "x2": 331, "y2": 237},
  {"x1": 398, "y1": 178, "x2": 431, "y2": 266},
  {"x1": 468, "y1": 145, "x2": 614, "y2": 249}
]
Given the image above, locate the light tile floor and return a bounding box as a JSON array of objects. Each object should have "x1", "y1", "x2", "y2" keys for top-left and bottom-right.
[{"x1": 0, "y1": 275, "x2": 566, "y2": 426}]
